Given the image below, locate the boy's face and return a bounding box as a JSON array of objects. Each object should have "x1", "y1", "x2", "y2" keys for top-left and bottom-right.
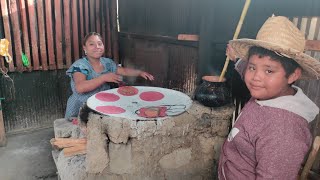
[{"x1": 244, "y1": 55, "x2": 300, "y2": 100}]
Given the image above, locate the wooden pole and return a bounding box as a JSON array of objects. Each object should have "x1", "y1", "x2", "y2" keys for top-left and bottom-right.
[
  {"x1": 300, "y1": 136, "x2": 320, "y2": 180},
  {"x1": 219, "y1": 0, "x2": 251, "y2": 82},
  {"x1": 0, "y1": 98, "x2": 7, "y2": 146}
]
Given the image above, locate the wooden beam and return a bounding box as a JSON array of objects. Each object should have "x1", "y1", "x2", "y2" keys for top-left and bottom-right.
[
  {"x1": 105, "y1": 0, "x2": 112, "y2": 57},
  {"x1": 79, "y1": 0, "x2": 84, "y2": 57},
  {"x1": 50, "y1": 138, "x2": 86, "y2": 149},
  {"x1": 110, "y1": 0, "x2": 119, "y2": 62},
  {"x1": 50, "y1": 138, "x2": 87, "y2": 157},
  {"x1": 177, "y1": 34, "x2": 199, "y2": 41},
  {"x1": 119, "y1": 32, "x2": 199, "y2": 48},
  {"x1": 300, "y1": 136, "x2": 320, "y2": 180},
  {"x1": 0, "y1": 100, "x2": 6, "y2": 146},
  {"x1": 63, "y1": 144, "x2": 86, "y2": 157},
  {"x1": 27, "y1": 0, "x2": 40, "y2": 71},
  {"x1": 305, "y1": 40, "x2": 320, "y2": 51},
  {"x1": 95, "y1": 0, "x2": 101, "y2": 34},
  {"x1": 55, "y1": 0, "x2": 63, "y2": 69},
  {"x1": 45, "y1": 0, "x2": 56, "y2": 70},
  {"x1": 19, "y1": 0, "x2": 31, "y2": 70},
  {"x1": 72, "y1": 0, "x2": 80, "y2": 60},
  {"x1": 37, "y1": 0, "x2": 48, "y2": 70},
  {"x1": 7, "y1": 0, "x2": 21, "y2": 70},
  {"x1": 1, "y1": 0, "x2": 15, "y2": 72},
  {"x1": 63, "y1": 0, "x2": 72, "y2": 67}
]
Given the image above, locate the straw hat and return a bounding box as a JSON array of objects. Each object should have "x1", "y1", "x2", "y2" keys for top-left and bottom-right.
[{"x1": 229, "y1": 15, "x2": 320, "y2": 79}]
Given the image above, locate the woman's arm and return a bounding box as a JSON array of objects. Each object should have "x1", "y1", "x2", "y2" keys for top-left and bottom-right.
[
  {"x1": 73, "y1": 72, "x2": 122, "y2": 93},
  {"x1": 116, "y1": 67, "x2": 154, "y2": 80}
]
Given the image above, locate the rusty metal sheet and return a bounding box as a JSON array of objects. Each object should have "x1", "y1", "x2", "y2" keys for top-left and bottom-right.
[{"x1": 0, "y1": 70, "x2": 69, "y2": 134}]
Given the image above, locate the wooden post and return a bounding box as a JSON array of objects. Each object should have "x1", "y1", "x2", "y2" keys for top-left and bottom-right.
[
  {"x1": 219, "y1": 0, "x2": 251, "y2": 81},
  {"x1": 0, "y1": 98, "x2": 6, "y2": 146}
]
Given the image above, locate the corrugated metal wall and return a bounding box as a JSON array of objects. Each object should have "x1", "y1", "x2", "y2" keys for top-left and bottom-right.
[
  {"x1": 119, "y1": 34, "x2": 198, "y2": 94},
  {"x1": 118, "y1": 0, "x2": 201, "y2": 94},
  {"x1": 0, "y1": 70, "x2": 69, "y2": 134}
]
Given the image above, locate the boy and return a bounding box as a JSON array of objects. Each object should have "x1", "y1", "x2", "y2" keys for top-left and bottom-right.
[{"x1": 219, "y1": 16, "x2": 320, "y2": 179}]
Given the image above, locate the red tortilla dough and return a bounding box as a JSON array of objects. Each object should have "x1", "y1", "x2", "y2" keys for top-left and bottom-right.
[
  {"x1": 95, "y1": 92, "x2": 120, "y2": 102},
  {"x1": 117, "y1": 86, "x2": 139, "y2": 96},
  {"x1": 138, "y1": 106, "x2": 167, "y2": 118},
  {"x1": 96, "y1": 106, "x2": 126, "y2": 114},
  {"x1": 140, "y1": 91, "x2": 164, "y2": 101}
]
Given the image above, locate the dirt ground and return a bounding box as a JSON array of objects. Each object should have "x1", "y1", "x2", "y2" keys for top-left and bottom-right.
[{"x1": 0, "y1": 128, "x2": 57, "y2": 180}]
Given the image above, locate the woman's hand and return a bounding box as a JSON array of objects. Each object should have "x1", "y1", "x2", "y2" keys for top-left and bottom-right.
[
  {"x1": 226, "y1": 44, "x2": 238, "y2": 62},
  {"x1": 139, "y1": 71, "x2": 154, "y2": 81},
  {"x1": 101, "y1": 72, "x2": 122, "y2": 83},
  {"x1": 116, "y1": 67, "x2": 154, "y2": 80}
]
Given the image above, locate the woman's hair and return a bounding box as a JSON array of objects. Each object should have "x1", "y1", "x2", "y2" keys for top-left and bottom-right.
[
  {"x1": 82, "y1": 32, "x2": 103, "y2": 45},
  {"x1": 248, "y1": 46, "x2": 301, "y2": 78}
]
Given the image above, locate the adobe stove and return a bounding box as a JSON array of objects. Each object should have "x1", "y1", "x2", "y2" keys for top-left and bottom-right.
[{"x1": 51, "y1": 86, "x2": 234, "y2": 180}]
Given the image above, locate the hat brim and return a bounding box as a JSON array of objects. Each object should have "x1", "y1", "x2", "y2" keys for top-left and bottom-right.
[{"x1": 229, "y1": 39, "x2": 320, "y2": 79}]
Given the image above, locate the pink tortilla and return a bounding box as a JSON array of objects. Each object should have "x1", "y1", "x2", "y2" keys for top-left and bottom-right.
[
  {"x1": 138, "y1": 106, "x2": 167, "y2": 118},
  {"x1": 96, "y1": 106, "x2": 126, "y2": 114},
  {"x1": 95, "y1": 92, "x2": 120, "y2": 102},
  {"x1": 139, "y1": 91, "x2": 164, "y2": 101},
  {"x1": 117, "y1": 86, "x2": 139, "y2": 96}
]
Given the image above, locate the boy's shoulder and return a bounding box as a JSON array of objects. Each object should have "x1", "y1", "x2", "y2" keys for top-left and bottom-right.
[
  {"x1": 237, "y1": 99, "x2": 310, "y2": 141},
  {"x1": 255, "y1": 86, "x2": 319, "y2": 123},
  {"x1": 238, "y1": 97, "x2": 310, "y2": 128}
]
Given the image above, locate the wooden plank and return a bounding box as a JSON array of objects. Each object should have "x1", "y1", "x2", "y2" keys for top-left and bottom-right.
[
  {"x1": 95, "y1": 0, "x2": 101, "y2": 34},
  {"x1": 105, "y1": 0, "x2": 112, "y2": 57},
  {"x1": 177, "y1": 34, "x2": 199, "y2": 41},
  {"x1": 0, "y1": 57, "x2": 4, "y2": 71},
  {"x1": 63, "y1": 0, "x2": 72, "y2": 67},
  {"x1": 300, "y1": 136, "x2": 320, "y2": 180},
  {"x1": 110, "y1": 0, "x2": 119, "y2": 62},
  {"x1": 27, "y1": 0, "x2": 40, "y2": 71},
  {"x1": 0, "y1": 101, "x2": 7, "y2": 146},
  {"x1": 79, "y1": 0, "x2": 84, "y2": 55},
  {"x1": 1, "y1": 0, "x2": 15, "y2": 72},
  {"x1": 19, "y1": 0, "x2": 31, "y2": 70},
  {"x1": 101, "y1": 0, "x2": 106, "y2": 55},
  {"x1": 9, "y1": 0, "x2": 23, "y2": 71},
  {"x1": 118, "y1": 32, "x2": 198, "y2": 48},
  {"x1": 85, "y1": 0, "x2": 89, "y2": 34},
  {"x1": 37, "y1": 0, "x2": 48, "y2": 70},
  {"x1": 307, "y1": 17, "x2": 318, "y2": 40},
  {"x1": 54, "y1": 137, "x2": 86, "y2": 143},
  {"x1": 71, "y1": 0, "x2": 80, "y2": 60},
  {"x1": 63, "y1": 144, "x2": 86, "y2": 157},
  {"x1": 55, "y1": 0, "x2": 63, "y2": 69},
  {"x1": 50, "y1": 138, "x2": 87, "y2": 148},
  {"x1": 50, "y1": 138, "x2": 87, "y2": 157},
  {"x1": 45, "y1": 0, "x2": 56, "y2": 70},
  {"x1": 306, "y1": 40, "x2": 320, "y2": 51},
  {"x1": 89, "y1": 0, "x2": 95, "y2": 32}
]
